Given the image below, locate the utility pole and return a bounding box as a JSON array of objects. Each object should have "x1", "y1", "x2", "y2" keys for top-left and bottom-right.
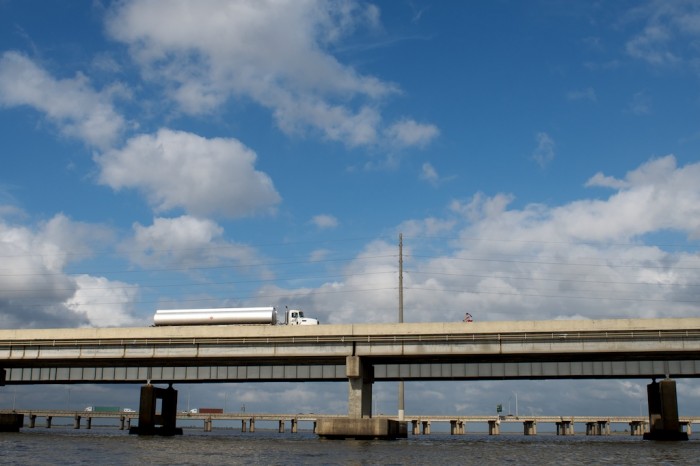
[{"x1": 398, "y1": 233, "x2": 404, "y2": 421}]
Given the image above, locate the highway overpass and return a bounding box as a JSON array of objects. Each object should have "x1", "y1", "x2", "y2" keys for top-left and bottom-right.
[{"x1": 2, "y1": 317, "x2": 699, "y2": 438}]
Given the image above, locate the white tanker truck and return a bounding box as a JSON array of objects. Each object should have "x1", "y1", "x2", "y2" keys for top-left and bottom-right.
[{"x1": 153, "y1": 306, "x2": 319, "y2": 326}]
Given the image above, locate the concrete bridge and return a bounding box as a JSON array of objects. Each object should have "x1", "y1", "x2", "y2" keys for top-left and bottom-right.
[
  {"x1": 2, "y1": 317, "x2": 700, "y2": 438},
  {"x1": 2, "y1": 408, "x2": 699, "y2": 438}
]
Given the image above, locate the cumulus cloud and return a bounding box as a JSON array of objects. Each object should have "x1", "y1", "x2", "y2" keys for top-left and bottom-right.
[
  {"x1": 265, "y1": 156, "x2": 700, "y2": 325},
  {"x1": 105, "y1": 0, "x2": 437, "y2": 149},
  {"x1": 0, "y1": 214, "x2": 138, "y2": 328},
  {"x1": 624, "y1": 1, "x2": 700, "y2": 68},
  {"x1": 123, "y1": 215, "x2": 268, "y2": 274},
  {"x1": 96, "y1": 128, "x2": 281, "y2": 218},
  {"x1": 0, "y1": 51, "x2": 125, "y2": 149},
  {"x1": 311, "y1": 214, "x2": 339, "y2": 229},
  {"x1": 384, "y1": 119, "x2": 440, "y2": 149}
]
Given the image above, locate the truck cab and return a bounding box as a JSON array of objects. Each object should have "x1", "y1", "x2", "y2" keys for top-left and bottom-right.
[{"x1": 286, "y1": 309, "x2": 319, "y2": 325}]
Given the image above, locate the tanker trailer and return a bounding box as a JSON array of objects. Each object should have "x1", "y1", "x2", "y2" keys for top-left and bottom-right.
[{"x1": 153, "y1": 307, "x2": 319, "y2": 326}]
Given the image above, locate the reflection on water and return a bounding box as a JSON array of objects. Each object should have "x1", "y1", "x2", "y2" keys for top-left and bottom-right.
[{"x1": 2, "y1": 428, "x2": 700, "y2": 465}]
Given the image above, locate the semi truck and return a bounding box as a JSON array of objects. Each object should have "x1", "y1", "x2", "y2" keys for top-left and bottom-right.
[{"x1": 153, "y1": 306, "x2": 319, "y2": 326}]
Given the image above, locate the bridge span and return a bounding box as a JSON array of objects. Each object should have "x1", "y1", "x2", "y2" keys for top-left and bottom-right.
[{"x1": 2, "y1": 317, "x2": 700, "y2": 439}]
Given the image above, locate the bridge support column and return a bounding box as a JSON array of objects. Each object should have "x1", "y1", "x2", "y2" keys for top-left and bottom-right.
[
  {"x1": 129, "y1": 383, "x2": 183, "y2": 436},
  {"x1": 29, "y1": 414, "x2": 36, "y2": 428},
  {"x1": 249, "y1": 418, "x2": 255, "y2": 433},
  {"x1": 316, "y1": 357, "x2": 403, "y2": 440},
  {"x1": 449, "y1": 420, "x2": 464, "y2": 434},
  {"x1": 291, "y1": 418, "x2": 298, "y2": 433},
  {"x1": 421, "y1": 420, "x2": 431, "y2": 435},
  {"x1": 119, "y1": 416, "x2": 126, "y2": 430},
  {"x1": 45, "y1": 416, "x2": 52, "y2": 428},
  {"x1": 73, "y1": 415, "x2": 81, "y2": 429},
  {"x1": 644, "y1": 378, "x2": 688, "y2": 441},
  {"x1": 488, "y1": 420, "x2": 500, "y2": 435},
  {"x1": 556, "y1": 420, "x2": 573, "y2": 436},
  {"x1": 86, "y1": 417, "x2": 92, "y2": 430},
  {"x1": 346, "y1": 356, "x2": 373, "y2": 419},
  {"x1": 586, "y1": 422, "x2": 597, "y2": 435},
  {"x1": 411, "y1": 420, "x2": 419, "y2": 435},
  {"x1": 0, "y1": 413, "x2": 23, "y2": 432},
  {"x1": 204, "y1": 418, "x2": 212, "y2": 432},
  {"x1": 241, "y1": 419, "x2": 247, "y2": 432},
  {"x1": 629, "y1": 421, "x2": 647, "y2": 436},
  {"x1": 278, "y1": 420, "x2": 285, "y2": 433},
  {"x1": 523, "y1": 420, "x2": 537, "y2": 435},
  {"x1": 598, "y1": 420, "x2": 610, "y2": 435}
]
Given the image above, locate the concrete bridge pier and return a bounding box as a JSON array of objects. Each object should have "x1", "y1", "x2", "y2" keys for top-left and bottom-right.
[
  {"x1": 73, "y1": 415, "x2": 81, "y2": 429},
  {"x1": 45, "y1": 416, "x2": 52, "y2": 428},
  {"x1": 523, "y1": 420, "x2": 537, "y2": 435},
  {"x1": 644, "y1": 378, "x2": 688, "y2": 441},
  {"x1": 278, "y1": 420, "x2": 285, "y2": 433},
  {"x1": 29, "y1": 414, "x2": 36, "y2": 428},
  {"x1": 129, "y1": 383, "x2": 183, "y2": 436},
  {"x1": 86, "y1": 417, "x2": 92, "y2": 429},
  {"x1": 488, "y1": 420, "x2": 500, "y2": 435},
  {"x1": 0, "y1": 413, "x2": 23, "y2": 432},
  {"x1": 316, "y1": 357, "x2": 404, "y2": 439},
  {"x1": 629, "y1": 421, "x2": 647, "y2": 436},
  {"x1": 411, "y1": 420, "x2": 419, "y2": 435},
  {"x1": 291, "y1": 418, "x2": 298, "y2": 433},
  {"x1": 421, "y1": 420, "x2": 431, "y2": 435},
  {"x1": 450, "y1": 420, "x2": 463, "y2": 435},
  {"x1": 556, "y1": 420, "x2": 574, "y2": 436},
  {"x1": 586, "y1": 422, "x2": 597, "y2": 435},
  {"x1": 249, "y1": 418, "x2": 255, "y2": 433},
  {"x1": 204, "y1": 418, "x2": 212, "y2": 432},
  {"x1": 347, "y1": 356, "x2": 373, "y2": 419},
  {"x1": 241, "y1": 419, "x2": 247, "y2": 432}
]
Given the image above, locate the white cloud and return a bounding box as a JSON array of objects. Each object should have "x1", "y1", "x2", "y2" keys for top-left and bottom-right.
[
  {"x1": 311, "y1": 214, "x2": 339, "y2": 229},
  {"x1": 105, "y1": 0, "x2": 437, "y2": 149},
  {"x1": 384, "y1": 119, "x2": 440, "y2": 149},
  {"x1": 0, "y1": 214, "x2": 137, "y2": 328},
  {"x1": 265, "y1": 156, "x2": 700, "y2": 326},
  {"x1": 124, "y1": 215, "x2": 268, "y2": 273},
  {"x1": 624, "y1": 2, "x2": 700, "y2": 68},
  {"x1": 96, "y1": 128, "x2": 281, "y2": 218},
  {"x1": 0, "y1": 51, "x2": 125, "y2": 149},
  {"x1": 420, "y1": 162, "x2": 439, "y2": 186},
  {"x1": 532, "y1": 132, "x2": 555, "y2": 168}
]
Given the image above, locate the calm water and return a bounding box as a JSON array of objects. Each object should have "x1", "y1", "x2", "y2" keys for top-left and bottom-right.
[{"x1": 2, "y1": 427, "x2": 699, "y2": 465}]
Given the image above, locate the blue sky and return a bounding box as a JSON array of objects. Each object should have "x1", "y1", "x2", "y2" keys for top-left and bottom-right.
[{"x1": 2, "y1": 0, "x2": 700, "y2": 418}]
